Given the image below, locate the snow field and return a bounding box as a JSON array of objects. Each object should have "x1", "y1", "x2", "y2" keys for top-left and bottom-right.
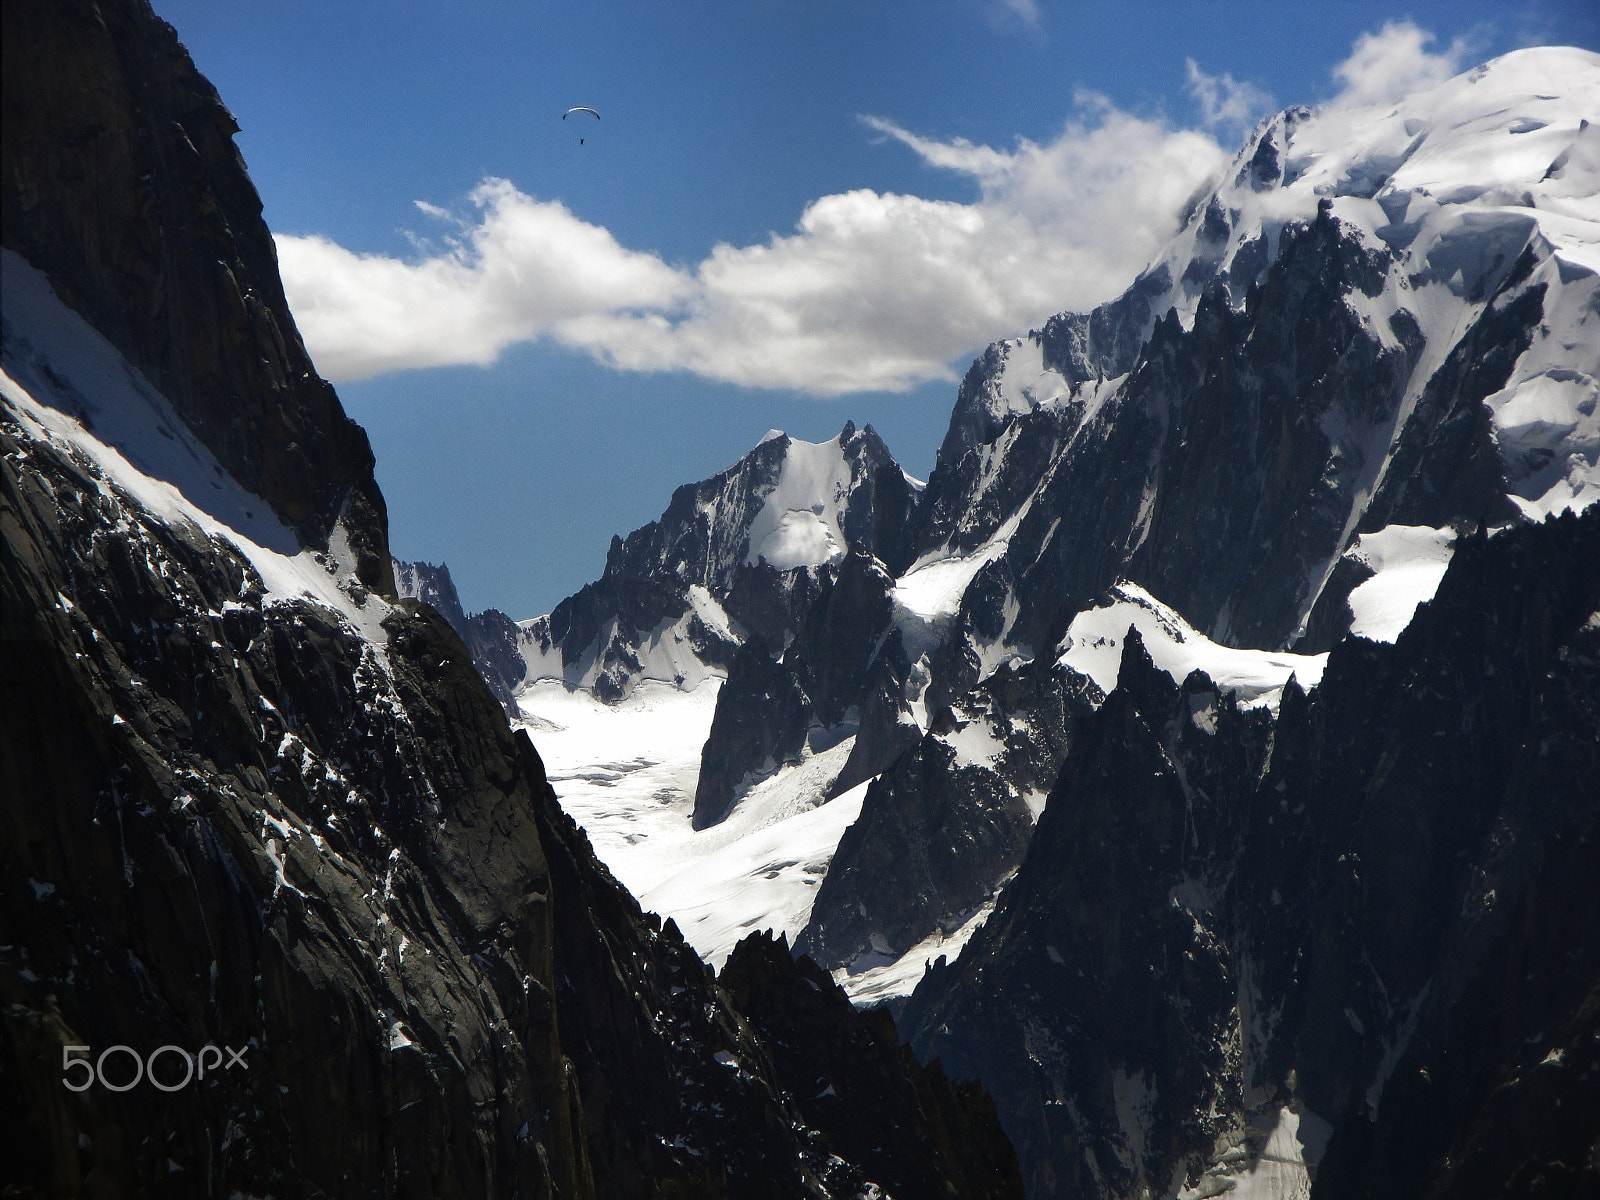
[
  {"x1": 517, "y1": 679, "x2": 871, "y2": 970},
  {"x1": 743, "y1": 433, "x2": 852, "y2": 571}
]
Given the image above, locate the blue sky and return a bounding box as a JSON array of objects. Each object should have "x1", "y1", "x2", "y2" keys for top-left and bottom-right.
[{"x1": 152, "y1": 0, "x2": 1599, "y2": 619}]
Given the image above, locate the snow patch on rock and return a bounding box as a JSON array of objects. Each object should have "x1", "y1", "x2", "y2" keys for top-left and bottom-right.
[
  {"x1": 989, "y1": 335, "x2": 1071, "y2": 419},
  {"x1": 744, "y1": 435, "x2": 853, "y2": 571},
  {"x1": 1058, "y1": 583, "x2": 1327, "y2": 708},
  {"x1": 1345, "y1": 524, "x2": 1458, "y2": 642}
]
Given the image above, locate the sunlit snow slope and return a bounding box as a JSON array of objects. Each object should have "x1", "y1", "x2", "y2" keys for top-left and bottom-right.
[
  {"x1": 516, "y1": 666, "x2": 869, "y2": 974},
  {"x1": 1058, "y1": 583, "x2": 1328, "y2": 710},
  {"x1": 3, "y1": 250, "x2": 389, "y2": 648},
  {"x1": 1089, "y1": 44, "x2": 1600, "y2": 520}
]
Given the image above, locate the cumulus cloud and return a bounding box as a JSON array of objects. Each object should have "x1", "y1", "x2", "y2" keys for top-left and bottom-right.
[
  {"x1": 275, "y1": 180, "x2": 690, "y2": 381},
  {"x1": 279, "y1": 100, "x2": 1223, "y2": 393},
  {"x1": 1185, "y1": 58, "x2": 1274, "y2": 132},
  {"x1": 1331, "y1": 19, "x2": 1472, "y2": 108}
]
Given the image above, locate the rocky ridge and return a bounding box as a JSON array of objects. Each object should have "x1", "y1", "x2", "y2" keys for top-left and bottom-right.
[
  {"x1": 795, "y1": 46, "x2": 1600, "y2": 979},
  {"x1": 899, "y1": 507, "x2": 1600, "y2": 1199}
]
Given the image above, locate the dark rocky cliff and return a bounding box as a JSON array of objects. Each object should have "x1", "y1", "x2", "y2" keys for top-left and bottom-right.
[
  {"x1": 2, "y1": 419, "x2": 591, "y2": 1197},
  {"x1": 393, "y1": 557, "x2": 527, "y2": 713},
  {"x1": 1, "y1": 0, "x2": 391, "y2": 594},
  {"x1": 720, "y1": 931, "x2": 1025, "y2": 1199},
  {"x1": 899, "y1": 509, "x2": 1600, "y2": 1198},
  {"x1": 0, "y1": 3, "x2": 1019, "y2": 1196}
]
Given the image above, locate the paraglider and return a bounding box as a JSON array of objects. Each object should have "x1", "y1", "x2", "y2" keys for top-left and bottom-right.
[{"x1": 563, "y1": 106, "x2": 599, "y2": 143}]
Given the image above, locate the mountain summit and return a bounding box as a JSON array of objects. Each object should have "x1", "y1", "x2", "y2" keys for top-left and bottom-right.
[{"x1": 518, "y1": 421, "x2": 917, "y2": 702}]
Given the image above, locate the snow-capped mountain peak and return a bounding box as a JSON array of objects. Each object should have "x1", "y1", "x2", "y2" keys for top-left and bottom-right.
[
  {"x1": 1154, "y1": 45, "x2": 1600, "y2": 323},
  {"x1": 516, "y1": 418, "x2": 915, "y2": 700}
]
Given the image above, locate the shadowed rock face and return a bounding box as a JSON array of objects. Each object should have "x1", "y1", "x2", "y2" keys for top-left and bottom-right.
[
  {"x1": 796, "y1": 732, "x2": 1031, "y2": 973},
  {"x1": 899, "y1": 509, "x2": 1600, "y2": 1200},
  {"x1": 1037, "y1": 263, "x2": 1175, "y2": 389},
  {"x1": 394, "y1": 558, "x2": 527, "y2": 713},
  {"x1": 794, "y1": 218, "x2": 1484, "y2": 974},
  {"x1": 898, "y1": 640, "x2": 1269, "y2": 1200},
  {"x1": 977, "y1": 210, "x2": 1422, "y2": 661},
  {"x1": 915, "y1": 378, "x2": 1083, "y2": 561},
  {"x1": 785, "y1": 549, "x2": 897, "y2": 730},
  {"x1": 0, "y1": 3, "x2": 1022, "y2": 1195},
  {"x1": 720, "y1": 931, "x2": 1026, "y2": 1200},
  {"x1": 694, "y1": 548, "x2": 907, "y2": 829},
  {"x1": 796, "y1": 657, "x2": 1096, "y2": 975},
  {"x1": 1, "y1": 0, "x2": 391, "y2": 594},
  {"x1": 692, "y1": 637, "x2": 813, "y2": 829},
  {"x1": 1, "y1": 427, "x2": 587, "y2": 1196},
  {"x1": 1312, "y1": 784, "x2": 1600, "y2": 1200}
]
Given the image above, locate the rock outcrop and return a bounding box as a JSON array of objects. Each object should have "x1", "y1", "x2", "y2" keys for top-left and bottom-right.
[
  {"x1": 720, "y1": 931, "x2": 1026, "y2": 1200},
  {"x1": 692, "y1": 637, "x2": 813, "y2": 828},
  {"x1": 797, "y1": 657, "x2": 1095, "y2": 975},
  {"x1": 694, "y1": 548, "x2": 905, "y2": 827}
]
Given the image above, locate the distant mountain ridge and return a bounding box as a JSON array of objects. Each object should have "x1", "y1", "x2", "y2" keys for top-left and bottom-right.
[
  {"x1": 474, "y1": 45, "x2": 1600, "y2": 1200},
  {"x1": 392, "y1": 557, "x2": 525, "y2": 712}
]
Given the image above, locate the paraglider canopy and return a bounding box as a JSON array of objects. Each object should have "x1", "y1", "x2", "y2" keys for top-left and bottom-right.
[{"x1": 562, "y1": 107, "x2": 600, "y2": 120}]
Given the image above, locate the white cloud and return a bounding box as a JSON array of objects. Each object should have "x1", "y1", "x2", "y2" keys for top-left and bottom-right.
[
  {"x1": 1186, "y1": 58, "x2": 1274, "y2": 132},
  {"x1": 275, "y1": 180, "x2": 690, "y2": 381},
  {"x1": 1331, "y1": 19, "x2": 1472, "y2": 108},
  {"x1": 278, "y1": 100, "x2": 1224, "y2": 394}
]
